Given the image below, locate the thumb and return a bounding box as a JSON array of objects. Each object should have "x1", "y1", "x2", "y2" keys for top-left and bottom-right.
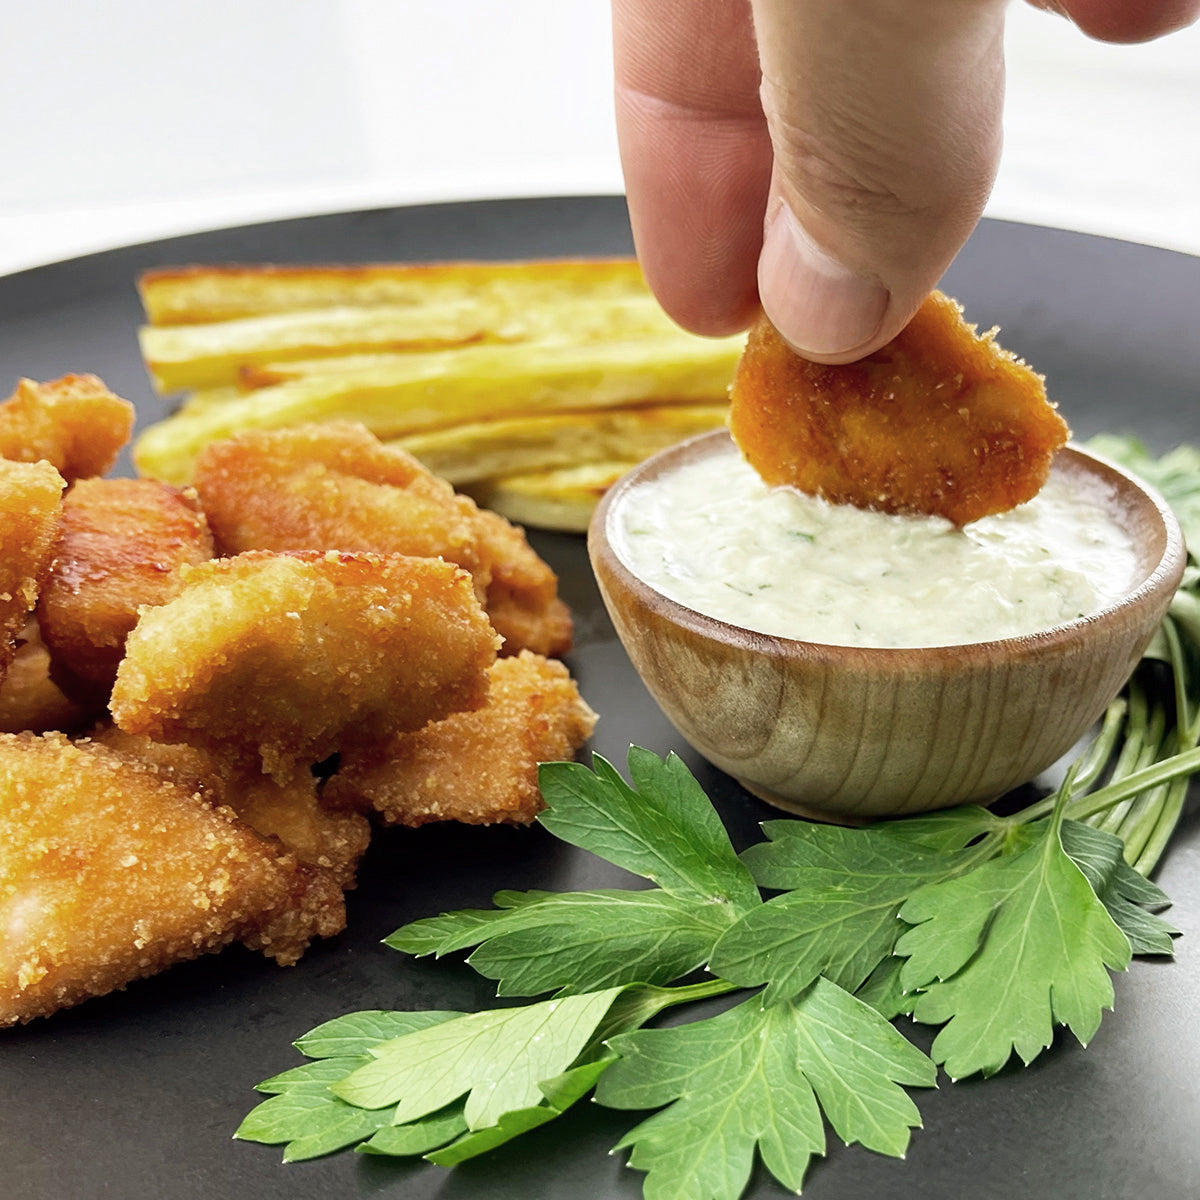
[{"x1": 752, "y1": 0, "x2": 1008, "y2": 363}]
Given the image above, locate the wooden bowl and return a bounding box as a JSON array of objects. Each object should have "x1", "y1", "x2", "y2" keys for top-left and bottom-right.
[{"x1": 588, "y1": 430, "x2": 1185, "y2": 820}]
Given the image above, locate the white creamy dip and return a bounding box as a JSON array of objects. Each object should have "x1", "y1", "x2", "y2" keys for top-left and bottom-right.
[{"x1": 610, "y1": 447, "x2": 1139, "y2": 648}]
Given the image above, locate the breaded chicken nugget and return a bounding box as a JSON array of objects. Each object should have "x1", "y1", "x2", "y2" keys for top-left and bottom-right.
[
  {"x1": 0, "y1": 622, "x2": 97, "y2": 734},
  {"x1": 0, "y1": 459, "x2": 65, "y2": 681},
  {"x1": 0, "y1": 375, "x2": 134, "y2": 481},
  {"x1": 37, "y1": 477, "x2": 213, "y2": 698},
  {"x1": 471, "y1": 506, "x2": 573, "y2": 657},
  {"x1": 93, "y1": 726, "x2": 370, "y2": 888},
  {"x1": 0, "y1": 731, "x2": 344, "y2": 1026},
  {"x1": 188, "y1": 422, "x2": 572, "y2": 655},
  {"x1": 110, "y1": 549, "x2": 499, "y2": 779},
  {"x1": 325, "y1": 650, "x2": 597, "y2": 827},
  {"x1": 728, "y1": 295, "x2": 1070, "y2": 526}
]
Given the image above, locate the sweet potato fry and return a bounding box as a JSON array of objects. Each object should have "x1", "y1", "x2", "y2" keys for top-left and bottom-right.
[{"x1": 728, "y1": 294, "x2": 1070, "y2": 526}]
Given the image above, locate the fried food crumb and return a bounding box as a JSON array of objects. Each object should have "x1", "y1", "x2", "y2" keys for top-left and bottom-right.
[
  {"x1": 728, "y1": 294, "x2": 1071, "y2": 526},
  {"x1": 0, "y1": 372, "x2": 595, "y2": 1025},
  {"x1": 93, "y1": 726, "x2": 371, "y2": 889},
  {"x1": 0, "y1": 622, "x2": 97, "y2": 734},
  {"x1": 0, "y1": 376, "x2": 134, "y2": 482},
  {"x1": 325, "y1": 649, "x2": 597, "y2": 826},
  {"x1": 38, "y1": 477, "x2": 214, "y2": 696},
  {"x1": 0, "y1": 732, "x2": 344, "y2": 1027},
  {"x1": 0, "y1": 459, "x2": 65, "y2": 681},
  {"x1": 110, "y1": 549, "x2": 499, "y2": 779},
  {"x1": 190, "y1": 422, "x2": 572, "y2": 655}
]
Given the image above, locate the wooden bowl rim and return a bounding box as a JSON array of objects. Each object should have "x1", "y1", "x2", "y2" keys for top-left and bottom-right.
[{"x1": 589, "y1": 429, "x2": 1186, "y2": 670}]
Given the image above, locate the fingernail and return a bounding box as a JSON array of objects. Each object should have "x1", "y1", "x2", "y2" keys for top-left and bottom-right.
[{"x1": 758, "y1": 204, "x2": 890, "y2": 357}]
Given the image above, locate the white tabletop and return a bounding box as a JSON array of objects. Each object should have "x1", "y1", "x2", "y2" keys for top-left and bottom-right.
[{"x1": 0, "y1": 1, "x2": 1196, "y2": 277}]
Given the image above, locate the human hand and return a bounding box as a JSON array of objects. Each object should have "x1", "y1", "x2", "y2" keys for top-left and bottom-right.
[{"x1": 613, "y1": 0, "x2": 1200, "y2": 363}]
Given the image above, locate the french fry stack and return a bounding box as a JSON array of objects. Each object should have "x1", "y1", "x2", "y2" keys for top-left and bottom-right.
[{"x1": 134, "y1": 259, "x2": 743, "y2": 530}]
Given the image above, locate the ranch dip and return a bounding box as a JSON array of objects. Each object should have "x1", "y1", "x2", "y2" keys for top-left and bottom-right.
[{"x1": 610, "y1": 447, "x2": 1139, "y2": 648}]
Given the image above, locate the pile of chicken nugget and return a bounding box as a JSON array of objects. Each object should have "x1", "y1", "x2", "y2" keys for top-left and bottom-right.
[{"x1": 0, "y1": 375, "x2": 596, "y2": 1027}]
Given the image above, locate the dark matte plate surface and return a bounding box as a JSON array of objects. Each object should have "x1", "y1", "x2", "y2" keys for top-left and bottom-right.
[{"x1": 0, "y1": 197, "x2": 1197, "y2": 1200}]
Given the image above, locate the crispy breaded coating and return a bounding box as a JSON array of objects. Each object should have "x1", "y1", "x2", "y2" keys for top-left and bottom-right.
[
  {"x1": 0, "y1": 623, "x2": 97, "y2": 734},
  {"x1": 0, "y1": 731, "x2": 344, "y2": 1026},
  {"x1": 471, "y1": 506, "x2": 573, "y2": 656},
  {"x1": 325, "y1": 650, "x2": 597, "y2": 827},
  {"x1": 0, "y1": 375, "x2": 134, "y2": 481},
  {"x1": 728, "y1": 294, "x2": 1071, "y2": 526},
  {"x1": 0, "y1": 459, "x2": 65, "y2": 680},
  {"x1": 37, "y1": 477, "x2": 213, "y2": 697},
  {"x1": 93, "y1": 726, "x2": 370, "y2": 889},
  {"x1": 188, "y1": 422, "x2": 572, "y2": 655},
  {"x1": 110, "y1": 549, "x2": 499, "y2": 779}
]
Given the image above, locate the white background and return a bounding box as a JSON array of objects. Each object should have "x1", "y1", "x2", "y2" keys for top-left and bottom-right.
[{"x1": 0, "y1": 1, "x2": 1196, "y2": 274}]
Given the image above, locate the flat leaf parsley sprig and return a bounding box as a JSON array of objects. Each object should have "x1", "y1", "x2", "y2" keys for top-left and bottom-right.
[{"x1": 238, "y1": 434, "x2": 1200, "y2": 1199}]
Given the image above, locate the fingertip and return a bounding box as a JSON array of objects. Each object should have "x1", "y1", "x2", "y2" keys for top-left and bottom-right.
[
  {"x1": 1052, "y1": 0, "x2": 1200, "y2": 43},
  {"x1": 640, "y1": 262, "x2": 762, "y2": 339},
  {"x1": 756, "y1": 204, "x2": 893, "y2": 363}
]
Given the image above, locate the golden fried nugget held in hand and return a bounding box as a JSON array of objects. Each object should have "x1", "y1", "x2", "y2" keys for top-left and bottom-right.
[
  {"x1": 0, "y1": 623, "x2": 98, "y2": 734},
  {"x1": 110, "y1": 549, "x2": 499, "y2": 780},
  {"x1": 188, "y1": 422, "x2": 571, "y2": 655},
  {"x1": 0, "y1": 376, "x2": 134, "y2": 481},
  {"x1": 93, "y1": 726, "x2": 371, "y2": 889},
  {"x1": 325, "y1": 650, "x2": 597, "y2": 827},
  {"x1": 0, "y1": 459, "x2": 65, "y2": 680},
  {"x1": 37, "y1": 478, "x2": 214, "y2": 698},
  {"x1": 728, "y1": 294, "x2": 1070, "y2": 526},
  {"x1": 0, "y1": 732, "x2": 344, "y2": 1026}
]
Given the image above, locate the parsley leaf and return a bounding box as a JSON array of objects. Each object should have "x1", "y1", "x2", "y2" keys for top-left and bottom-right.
[
  {"x1": 333, "y1": 987, "x2": 623, "y2": 1127},
  {"x1": 391, "y1": 887, "x2": 735, "y2": 996},
  {"x1": 1086, "y1": 435, "x2": 1200, "y2": 553},
  {"x1": 235, "y1": 1010, "x2": 463, "y2": 1161},
  {"x1": 710, "y1": 819, "x2": 992, "y2": 1001},
  {"x1": 536, "y1": 748, "x2": 760, "y2": 913},
  {"x1": 1059, "y1": 819, "x2": 1178, "y2": 955},
  {"x1": 895, "y1": 810, "x2": 1132, "y2": 1079},
  {"x1": 596, "y1": 981, "x2": 936, "y2": 1200},
  {"x1": 235, "y1": 1080, "x2": 393, "y2": 1162},
  {"x1": 424, "y1": 1056, "x2": 613, "y2": 1165}
]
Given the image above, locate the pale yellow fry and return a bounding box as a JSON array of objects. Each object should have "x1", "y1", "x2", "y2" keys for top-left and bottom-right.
[
  {"x1": 141, "y1": 293, "x2": 686, "y2": 393},
  {"x1": 394, "y1": 402, "x2": 729, "y2": 485},
  {"x1": 133, "y1": 333, "x2": 743, "y2": 486},
  {"x1": 141, "y1": 301, "x2": 481, "y2": 393},
  {"x1": 139, "y1": 258, "x2": 648, "y2": 325},
  {"x1": 465, "y1": 461, "x2": 636, "y2": 534}
]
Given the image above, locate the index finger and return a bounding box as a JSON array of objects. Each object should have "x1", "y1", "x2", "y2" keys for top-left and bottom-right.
[{"x1": 612, "y1": 0, "x2": 770, "y2": 336}]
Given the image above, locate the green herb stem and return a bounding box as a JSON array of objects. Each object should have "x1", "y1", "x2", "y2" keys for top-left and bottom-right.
[
  {"x1": 1069, "y1": 698, "x2": 1127, "y2": 793},
  {"x1": 1131, "y1": 778, "x2": 1189, "y2": 877},
  {"x1": 642, "y1": 976, "x2": 741, "y2": 1015},
  {"x1": 1053, "y1": 746, "x2": 1200, "y2": 826}
]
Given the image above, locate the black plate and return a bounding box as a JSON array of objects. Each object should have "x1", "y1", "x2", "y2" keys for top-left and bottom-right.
[{"x1": 1, "y1": 197, "x2": 1198, "y2": 1200}]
